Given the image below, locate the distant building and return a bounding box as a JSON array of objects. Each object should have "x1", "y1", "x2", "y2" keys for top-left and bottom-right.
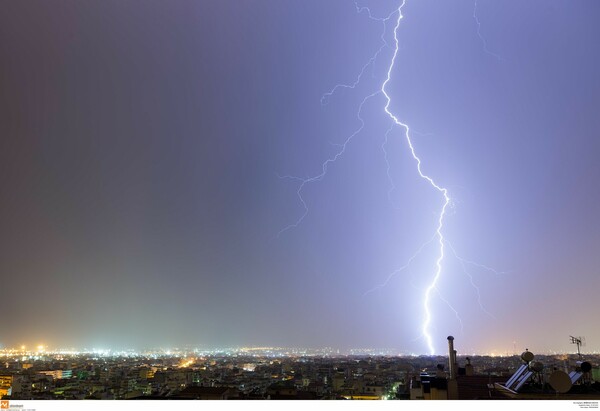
[
  {"x1": 38, "y1": 370, "x2": 71, "y2": 380},
  {"x1": 0, "y1": 375, "x2": 13, "y2": 398},
  {"x1": 138, "y1": 367, "x2": 155, "y2": 380}
]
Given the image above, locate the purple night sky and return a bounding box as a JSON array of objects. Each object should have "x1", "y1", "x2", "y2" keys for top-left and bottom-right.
[{"x1": 1, "y1": 0, "x2": 599, "y2": 355}]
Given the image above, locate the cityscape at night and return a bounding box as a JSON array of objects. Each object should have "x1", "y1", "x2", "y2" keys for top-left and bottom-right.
[
  {"x1": 1, "y1": 0, "x2": 599, "y2": 407},
  {"x1": 1, "y1": 340, "x2": 600, "y2": 400}
]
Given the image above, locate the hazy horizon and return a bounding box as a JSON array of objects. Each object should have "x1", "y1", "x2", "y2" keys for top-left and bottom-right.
[
  {"x1": 1, "y1": 343, "x2": 594, "y2": 358},
  {"x1": 1, "y1": 0, "x2": 599, "y2": 355}
]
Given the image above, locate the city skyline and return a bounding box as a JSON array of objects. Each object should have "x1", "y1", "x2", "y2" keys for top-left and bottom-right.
[
  {"x1": 1, "y1": 343, "x2": 597, "y2": 358},
  {"x1": 1, "y1": 0, "x2": 599, "y2": 354}
]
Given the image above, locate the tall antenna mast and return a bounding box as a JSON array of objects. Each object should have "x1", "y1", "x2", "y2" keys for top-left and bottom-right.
[{"x1": 569, "y1": 336, "x2": 583, "y2": 360}]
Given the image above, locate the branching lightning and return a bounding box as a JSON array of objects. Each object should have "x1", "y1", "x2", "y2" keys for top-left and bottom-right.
[
  {"x1": 320, "y1": 51, "x2": 383, "y2": 107},
  {"x1": 276, "y1": 4, "x2": 396, "y2": 238},
  {"x1": 279, "y1": 0, "x2": 503, "y2": 355},
  {"x1": 276, "y1": 90, "x2": 381, "y2": 238},
  {"x1": 446, "y1": 240, "x2": 508, "y2": 320},
  {"x1": 435, "y1": 288, "x2": 464, "y2": 334},
  {"x1": 381, "y1": 1, "x2": 451, "y2": 355},
  {"x1": 473, "y1": 0, "x2": 503, "y2": 61},
  {"x1": 362, "y1": 234, "x2": 437, "y2": 297},
  {"x1": 446, "y1": 240, "x2": 509, "y2": 278}
]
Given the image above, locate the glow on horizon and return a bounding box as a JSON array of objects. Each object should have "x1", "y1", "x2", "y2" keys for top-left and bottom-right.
[{"x1": 0, "y1": 344, "x2": 596, "y2": 357}]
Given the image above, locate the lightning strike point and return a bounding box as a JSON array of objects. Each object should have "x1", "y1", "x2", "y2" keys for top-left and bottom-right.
[
  {"x1": 381, "y1": 1, "x2": 451, "y2": 355},
  {"x1": 281, "y1": 0, "x2": 497, "y2": 356}
]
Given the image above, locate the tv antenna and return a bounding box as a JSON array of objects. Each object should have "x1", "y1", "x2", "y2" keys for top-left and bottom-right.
[{"x1": 569, "y1": 336, "x2": 585, "y2": 360}]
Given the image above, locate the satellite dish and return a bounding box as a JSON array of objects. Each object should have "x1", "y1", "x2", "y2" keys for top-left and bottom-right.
[
  {"x1": 521, "y1": 351, "x2": 534, "y2": 363},
  {"x1": 549, "y1": 370, "x2": 572, "y2": 394},
  {"x1": 581, "y1": 362, "x2": 592, "y2": 373},
  {"x1": 529, "y1": 361, "x2": 544, "y2": 373}
]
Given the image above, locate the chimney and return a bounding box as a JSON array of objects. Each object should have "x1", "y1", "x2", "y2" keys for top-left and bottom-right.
[
  {"x1": 465, "y1": 357, "x2": 474, "y2": 376},
  {"x1": 447, "y1": 336, "x2": 456, "y2": 379},
  {"x1": 446, "y1": 336, "x2": 459, "y2": 400},
  {"x1": 454, "y1": 350, "x2": 458, "y2": 371}
]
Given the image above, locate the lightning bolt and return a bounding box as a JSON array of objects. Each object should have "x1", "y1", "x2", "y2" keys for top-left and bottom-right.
[
  {"x1": 436, "y1": 289, "x2": 464, "y2": 334},
  {"x1": 381, "y1": 0, "x2": 505, "y2": 356},
  {"x1": 362, "y1": 234, "x2": 437, "y2": 297},
  {"x1": 446, "y1": 240, "x2": 509, "y2": 320},
  {"x1": 473, "y1": 0, "x2": 503, "y2": 61},
  {"x1": 446, "y1": 240, "x2": 509, "y2": 278},
  {"x1": 276, "y1": 90, "x2": 381, "y2": 238},
  {"x1": 320, "y1": 48, "x2": 384, "y2": 107},
  {"x1": 277, "y1": 3, "x2": 395, "y2": 238},
  {"x1": 381, "y1": 1, "x2": 451, "y2": 355},
  {"x1": 280, "y1": 1, "x2": 502, "y2": 355}
]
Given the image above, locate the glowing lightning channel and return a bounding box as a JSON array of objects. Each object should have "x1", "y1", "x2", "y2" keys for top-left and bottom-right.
[
  {"x1": 362, "y1": 234, "x2": 437, "y2": 297},
  {"x1": 277, "y1": 3, "x2": 395, "y2": 239},
  {"x1": 381, "y1": 1, "x2": 451, "y2": 355},
  {"x1": 320, "y1": 48, "x2": 385, "y2": 106},
  {"x1": 446, "y1": 240, "x2": 509, "y2": 277},
  {"x1": 435, "y1": 289, "x2": 464, "y2": 334},
  {"x1": 473, "y1": 0, "x2": 503, "y2": 61},
  {"x1": 446, "y1": 241, "x2": 505, "y2": 319},
  {"x1": 279, "y1": 1, "x2": 483, "y2": 355},
  {"x1": 276, "y1": 90, "x2": 381, "y2": 238}
]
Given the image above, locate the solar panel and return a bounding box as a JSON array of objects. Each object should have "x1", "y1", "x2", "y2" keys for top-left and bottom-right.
[
  {"x1": 569, "y1": 371, "x2": 583, "y2": 384},
  {"x1": 512, "y1": 371, "x2": 533, "y2": 392},
  {"x1": 501, "y1": 364, "x2": 534, "y2": 393},
  {"x1": 504, "y1": 364, "x2": 527, "y2": 389}
]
